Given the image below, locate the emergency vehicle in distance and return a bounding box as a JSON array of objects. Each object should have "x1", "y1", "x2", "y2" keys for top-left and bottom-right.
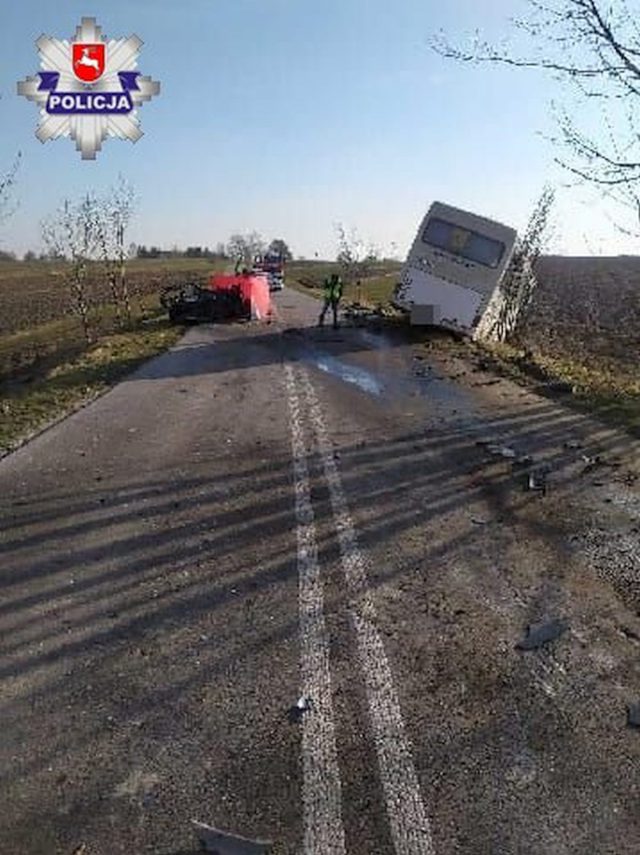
[
  {"x1": 253, "y1": 251, "x2": 285, "y2": 291},
  {"x1": 394, "y1": 201, "x2": 517, "y2": 334}
]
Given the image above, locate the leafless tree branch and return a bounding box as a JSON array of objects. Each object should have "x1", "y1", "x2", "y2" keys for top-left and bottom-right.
[{"x1": 433, "y1": 1, "x2": 640, "y2": 201}]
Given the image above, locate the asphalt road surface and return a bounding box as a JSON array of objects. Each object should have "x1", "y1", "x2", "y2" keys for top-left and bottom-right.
[{"x1": 3, "y1": 288, "x2": 640, "y2": 855}]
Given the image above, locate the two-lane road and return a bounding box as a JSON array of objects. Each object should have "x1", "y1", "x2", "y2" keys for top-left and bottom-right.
[{"x1": 3, "y1": 288, "x2": 640, "y2": 854}]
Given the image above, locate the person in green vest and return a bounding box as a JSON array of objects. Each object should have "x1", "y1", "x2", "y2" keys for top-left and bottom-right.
[{"x1": 318, "y1": 272, "x2": 343, "y2": 329}]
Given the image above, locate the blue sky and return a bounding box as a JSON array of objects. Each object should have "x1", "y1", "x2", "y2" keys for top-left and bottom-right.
[{"x1": 0, "y1": 0, "x2": 635, "y2": 258}]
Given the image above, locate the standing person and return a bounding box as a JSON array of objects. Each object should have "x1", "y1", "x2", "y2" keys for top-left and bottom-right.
[{"x1": 318, "y1": 272, "x2": 343, "y2": 329}]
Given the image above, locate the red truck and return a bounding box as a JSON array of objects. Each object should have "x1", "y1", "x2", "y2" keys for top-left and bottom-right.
[{"x1": 252, "y1": 252, "x2": 285, "y2": 291}]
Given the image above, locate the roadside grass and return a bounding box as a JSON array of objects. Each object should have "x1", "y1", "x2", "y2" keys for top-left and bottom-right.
[
  {"x1": 0, "y1": 314, "x2": 182, "y2": 455},
  {"x1": 476, "y1": 339, "x2": 640, "y2": 434}
]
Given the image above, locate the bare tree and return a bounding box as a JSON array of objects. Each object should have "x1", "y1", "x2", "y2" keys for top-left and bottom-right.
[
  {"x1": 85, "y1": 192, "x2": 121, "y2": 326},
  {"x1": 81, "y1": 178, "x2": 136, "y2": 327},
  {"x1": 335, "y1": 224, "x2": 379, "y2": 295},
  {"x1": 433, "y1": 1, "x2": 640, "y2": 210},
  {"x1": 0, "y1": 91, "x2": 21, "y2": 230},
  {"x1": 111, "y1": 177, "x2": 136, "y2": 322},
  {"x1": 42, "y1": 196, "x2": 99, "y2": 343},
  {"x1": 0, "y1": 153, "x2": 20, "y2": 226},
  {"x1": 475, "y1": 186, "x2": 556, "y2": 342}
]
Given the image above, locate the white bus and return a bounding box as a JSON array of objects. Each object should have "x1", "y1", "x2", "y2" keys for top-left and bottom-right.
[{"x1": 394, "y1": 201, "x2": 517, "y2": 334}]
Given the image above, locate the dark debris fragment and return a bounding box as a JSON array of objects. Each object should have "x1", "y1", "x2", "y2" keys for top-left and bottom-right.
[{"x1": 516, "y1": 618, "x2": 569, "y2": 651}]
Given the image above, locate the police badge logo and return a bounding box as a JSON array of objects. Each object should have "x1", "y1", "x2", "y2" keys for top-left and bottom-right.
[{"x1": 18, "y1": 17, "x2": 160, "y2": 161}]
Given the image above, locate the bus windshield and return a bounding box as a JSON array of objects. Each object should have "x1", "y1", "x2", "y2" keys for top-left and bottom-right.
[{"x1": 422, "y1": 217, "x2": 505, "y2": 268}]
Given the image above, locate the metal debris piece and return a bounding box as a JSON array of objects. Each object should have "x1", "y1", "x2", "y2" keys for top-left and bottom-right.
[
  {"x1": 581, "y1": 453, "x2": 604, "y2": 470},
  {"x1": 287, "y1": 696, "x2": 313, "y2": 723},
  {"x1": 619, "y1": 625, "x2": 640, "y2": 644},
  {"x1": 512, "y1": 455, "x2": 533, "y2": 469},
  {"x1": 296, "y1": 695, "x2": 312, "y2": 711},
  {"x1": 485, "y1": 444, "x2": 502, "y2": 455},
  {"x1": 193, "y1": 820, "x2": 272, "y2": 854},
  {"x1": 486, "y1": 444, "x2": 517, "y2": 459},
  {"x1": 627, "y1": 704, "x2": 640, "y2": 729},
  {"x1": 525, "y1": 469, "x2": 548, "y2": 495},
  {"x1": 516, "y1": 618, "x2": 569, "y2": 651}
]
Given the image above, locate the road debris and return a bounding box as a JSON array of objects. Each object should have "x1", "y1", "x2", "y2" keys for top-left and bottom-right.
[
  {"x1": 475, "y1": 438, "x2": 497, "y2": 448},
  {"x1": 288, "y1": 695, "x2": 313, "y2": 722},
  {"x1": 516, "y1": 618, "x2": 569, "y2": 651},
  {"x1": 627, "y1": 704, "x2": 640, "y2": 729},
  {"x1": 512, "y1": 454, "x2": 534, "y2": 469},
  {"x1": 563, "y1": 439, "x2": 583, "y2": 450},
  {"x1": 545, "y1": 379, "x2": 574, "y2": 394},
  {"x1": 581, "y1": 453, "x2": 605, "y2": 472},
  {"x1": 193, "y1": 820, "x2": 272, "y2": 854},
  {"x1": 484, "y1": 444, "x2": 518, "y2": 459},
  {"x1": 618, "y1": 625, "x2": 640, "y2": 645},
  {"x1": 524, "y1": 468, "x2": 548, "y2": 495}
]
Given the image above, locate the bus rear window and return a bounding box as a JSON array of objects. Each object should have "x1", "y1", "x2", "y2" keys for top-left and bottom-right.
[{"x1": 422, "y1": 218, "x2": 505, "y2": 268}]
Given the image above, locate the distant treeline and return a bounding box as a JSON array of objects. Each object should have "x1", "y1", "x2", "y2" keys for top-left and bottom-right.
[
  {"x1": 0, "y1": 246, "x2": 230, "y2": 263},
  {"x1": 6, "y1": 237, "x2": 294, "y2": 262},
  {"x1": 135, "y1": 244, "x2": 228, "y2": 260}
]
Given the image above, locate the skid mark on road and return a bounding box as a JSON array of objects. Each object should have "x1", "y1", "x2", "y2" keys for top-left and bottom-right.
[
  {"x1": 284, "y1": 364, "x2": 347, "y2": 855},
  {"x1": 299, "y1": 366, "x2": 435, "y2": 855}
]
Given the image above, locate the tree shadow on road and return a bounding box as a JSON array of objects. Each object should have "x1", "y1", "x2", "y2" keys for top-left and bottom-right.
[{"x1": 1, "y1": 365, "x2": 639, "y2": 852}]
